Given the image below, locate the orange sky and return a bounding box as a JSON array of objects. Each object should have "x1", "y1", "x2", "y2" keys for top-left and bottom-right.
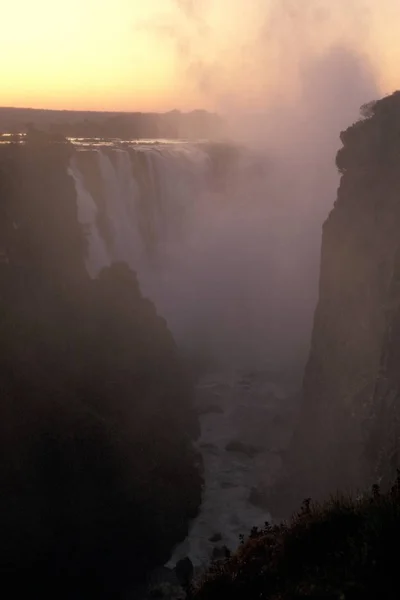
[{"x1": 1, "y1": 0, "x2": 400, "y2": 112}]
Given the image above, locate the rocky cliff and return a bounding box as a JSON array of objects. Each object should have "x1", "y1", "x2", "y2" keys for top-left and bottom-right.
[
  {"x1": 0, "y1": 135, "x2": 202, "y2": 598},
  {"x1": 192, "y1": 89, "x2": 400, "y2": 600},
  {"x1": 279, "y1": 91, "x2": 400, "y2": 509}
]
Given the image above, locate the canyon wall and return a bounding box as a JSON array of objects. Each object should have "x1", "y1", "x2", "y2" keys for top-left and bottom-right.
[
  {"x1": 0, "y1": 137, "x2": 202, "y2": 597},
  {"x1": 280, "y1": 91, "x2": 400, "y2": 509}
]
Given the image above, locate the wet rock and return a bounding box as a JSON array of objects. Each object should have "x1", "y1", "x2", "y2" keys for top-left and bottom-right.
[
  {"x1": 211, "y1": 545, "x2": 231, "y2": 561},
  {"x1": 272, "y1": 413, "x2": 288, "y2": 426},
  {"x1": 225, "y1": 439, "x2": 262, "y2": 457},
  {"x1": 141, "y1": 568, "x2": 185, "y2": 600},
  {"x1": 206, "y1": 382, "x2": 231, "y2": 393},
  {"x1": 238, "y1": 378, "x2": 251, "y2": 389},
  {"x1": 174, "y1": 557, "x2": 194, "y2": 587},
  {"x1": 199, "y1": 442, "x2": 219, "y2": 454},
  {"x1": 147, "y1": 582, "x2": 186, "y2": 599},
  {"x1": 220, "y1": 480, "x2": 236, "y2": 489},
  {"x1": 248, "y1": 485, "x2": 269, "y2": 509},
  {"x1": 196, "y1": 404, "x2": 224, "y2": 416},
  {"x1": 147, "y1": 567, "x2": 180, "y2": 588}
]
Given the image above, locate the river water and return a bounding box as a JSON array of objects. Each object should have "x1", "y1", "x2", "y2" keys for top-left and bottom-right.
[{"x1": 167, "y1": 367, "x2": 299, "y2": 569}]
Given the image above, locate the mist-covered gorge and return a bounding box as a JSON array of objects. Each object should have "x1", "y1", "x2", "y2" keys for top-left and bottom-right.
[
  {"x1": 64, "y1": 138, "x2": 327, "y2": 573},
  {"x1": 268, "y1": 91, "x2": 400, "y2": 514},
  {"x1": 68, "y1": 139, "x2": 324, "y2": 371},
  {"x1": 0, "y1": 130, "x2": 336, "y2": 593}
]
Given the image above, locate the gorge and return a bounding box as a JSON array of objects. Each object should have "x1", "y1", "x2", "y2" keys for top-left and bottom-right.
[
  {"x1": 275, "y1": 90, "x2": 400, "y2": 511},
  {"x1": 193, "y1": 89, "x2": 400, "y2": 600},
  {"x1": 65, "y1": 137, "x2": 324, "y2": 371},
  {"x1": 3, "y1": 90, "x2": 400, "y2": 598},
  {"x1": 0, "y1": 129, "x2": 324, "y2": 596}
]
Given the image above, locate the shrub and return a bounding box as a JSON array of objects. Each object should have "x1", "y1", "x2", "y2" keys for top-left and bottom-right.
[{"x1": 192, "y1": 474, "x2": 400, "y2": 599}]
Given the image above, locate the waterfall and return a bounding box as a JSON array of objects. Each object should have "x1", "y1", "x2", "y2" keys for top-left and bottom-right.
[
  {"x1": 67, "y1": 158, "x2": 110, "y2": 277},
  {"x1": 70, "y1": 144, "x2": 213, "y2": 267},
  {"x1": 68, "y1": 141, "x2": 322, "y2": 369},
  {"x1": 95, "y1": 149, "x2": 144, "y2": 266}
]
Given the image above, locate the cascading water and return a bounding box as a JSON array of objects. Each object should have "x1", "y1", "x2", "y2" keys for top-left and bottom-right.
[
  {"x1": 69, "y1": 140, "x2": 321, "y2": 370},
  {"x1": 67, "y1": 159, "x2": 111, "y2": 275}
]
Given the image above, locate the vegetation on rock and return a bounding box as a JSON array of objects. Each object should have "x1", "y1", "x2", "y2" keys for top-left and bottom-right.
[{"x1": 193, "y1": 475, "x2": 400, "y2": 599}]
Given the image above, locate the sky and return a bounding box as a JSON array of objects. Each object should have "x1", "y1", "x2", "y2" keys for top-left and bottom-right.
[{"x1": 1, "y1": 0, "x2": 400, "y2": 112}]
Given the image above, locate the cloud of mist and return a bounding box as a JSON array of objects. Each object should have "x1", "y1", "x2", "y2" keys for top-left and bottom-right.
[
  {"x1": 135, "y1": 0, "x2": 218, "y2": 96},
  {"x1": 143, "y1": 0, "x2": 376, "y2": 111},
  {"x1": 174, "y1": 0, "x2": 204, "y2": 21},
  {"x1": 136, "y1": 0, "x2": 380, "y2": 370}
]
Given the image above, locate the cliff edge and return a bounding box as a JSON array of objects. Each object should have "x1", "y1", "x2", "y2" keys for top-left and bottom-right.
[
  {"x1": 277, "y1": 90, "x2": 400, "y2": 509},
  {"x1": 192, "y1": 90, "x2": 400, "y2": 600}
]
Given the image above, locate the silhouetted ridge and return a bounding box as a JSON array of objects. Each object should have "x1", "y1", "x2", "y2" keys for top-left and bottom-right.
[{"x1": 0, "y1": 106, "x2": 224, "y2": 140}]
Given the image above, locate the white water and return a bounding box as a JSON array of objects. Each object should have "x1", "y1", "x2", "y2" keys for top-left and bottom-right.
[{"x1": 67, "y1": 160, "x2": 110, "y2": 275}]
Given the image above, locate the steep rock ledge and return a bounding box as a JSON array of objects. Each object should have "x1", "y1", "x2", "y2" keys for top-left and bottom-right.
[{"x1": 277, "y1": 91, "x2": 400, "y2": 510}]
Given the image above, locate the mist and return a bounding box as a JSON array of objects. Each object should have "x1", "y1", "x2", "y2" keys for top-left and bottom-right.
[{"x1": 138, "y1": 0, "x2": 378, "y2": 371}]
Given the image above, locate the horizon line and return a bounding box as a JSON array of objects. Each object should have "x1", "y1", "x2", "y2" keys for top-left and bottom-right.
[{"x1": 0, "y1": 106, "x2": 218, "y2": 116}]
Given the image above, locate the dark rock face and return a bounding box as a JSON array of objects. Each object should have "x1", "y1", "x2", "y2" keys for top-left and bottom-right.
[
  {"x1": 174, "y1": 557, "x2": 194, "y2": 587},
  {"x1": 225, "y1": 440, "x2": 262, "y2": 458},
  {"x1": 211, "y1": 545, "x2": 231, "y2": 561},
  {"x1": 208, "y1": 532, "x2": 223, "y2": 543},
  {"x1": 279, "y1": 91, "x2": 400, "y2": 510},
  {"x1": 0, "y1": 139, "x2": 202, "y2": 597}
]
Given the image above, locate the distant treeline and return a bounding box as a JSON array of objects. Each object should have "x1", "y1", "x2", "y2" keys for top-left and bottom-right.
[{"x1": 0, "y1": 107, "x2": 224, "y2": 139}]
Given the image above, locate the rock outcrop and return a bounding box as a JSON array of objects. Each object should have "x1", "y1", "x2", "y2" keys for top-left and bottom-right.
[
  {"x1": 278, "y1": 91, "x2": 400, "y2": 510},
  {"x1": 0, "y1": 137, "x2": 202, "y2": 597}
]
